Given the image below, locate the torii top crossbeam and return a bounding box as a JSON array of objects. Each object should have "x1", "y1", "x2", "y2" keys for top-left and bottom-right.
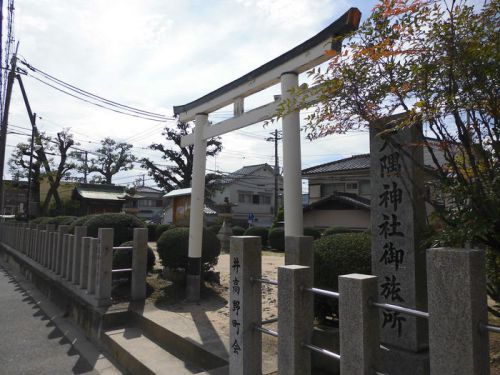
[{"x1": 173, "y1": 8, "x2": 361, "y2": 301}]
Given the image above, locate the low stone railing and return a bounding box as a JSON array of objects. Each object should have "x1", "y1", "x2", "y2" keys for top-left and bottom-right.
[
  {"x1": 0, "y1": 222, "x2": 148, "y2": 307},
  {"x1": 228, "y1": 236, "x2": 496, "y2": 375}
]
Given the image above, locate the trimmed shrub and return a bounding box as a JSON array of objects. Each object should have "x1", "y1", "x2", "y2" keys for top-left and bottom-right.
[
  {"x1": 268, "y1": 227, "x2": 285, "y2": 252},
  {"x1": 157, "y1": 227, "x2": 220, "y2": 273},
  {"x1": 30, "y1": 217, "x2": 49, "y2": 225},
  {"x1": 314, "y1": 233, "x2": 371, "y2": 322},
  {"x1": 155, "y1": 224, "x2": 172, "y2": 241},
  {"x1": 207, "y1": 224, "x2": 222, "y2": 235},
  {"x1": 37, "y1": 216, "x2": 78, "y2": 227},
  {"x1": 243, "y1": 226, "x2": 269, "y2": 247},
  {"x1": 147, "y1": 223, "x2": 157, "y2": 242},
  {"x1": 85, "y1": 213, "x2": 146, "y2": 246},
  {"x1": 304, "y1": 227, "x2": 322, "y2": 240},
  {"x1": 113, "y1": 241, "x2": 156, "y2": 277},
  {"x1": 231, "y1": 225, "x2": 245, "y2": 236},
  {"x1": 68, "y1": 215, "x2": 97, "y2": 234},
  {"x1": 323, "y1": 226, "x2": 354, "y2": 236}
]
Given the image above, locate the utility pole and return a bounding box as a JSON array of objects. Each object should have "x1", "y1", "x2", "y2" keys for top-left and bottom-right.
[
  {"x1": 26, "y1": 113, "x2": 36, "y2": 218},
  {"x1": 266, "y1": 129, "x2": 282, "y2": 218},
  {"x1": 0, "y1": 48, "x2": 18, "y2": 215},
  {"x1": 16, "y1": 74, "x2": 39, "y2": 217}
]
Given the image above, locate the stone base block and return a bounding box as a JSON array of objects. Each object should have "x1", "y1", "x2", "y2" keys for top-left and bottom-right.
[
  {"x1": 380, "y1": 343, "x2": 429, "y2": 375},
  {"x1": 186, "y1": 274, "x2": 201, "y2": 302}
]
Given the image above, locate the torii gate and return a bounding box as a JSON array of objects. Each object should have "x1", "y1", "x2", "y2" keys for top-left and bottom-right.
[{"x1": 174, "y1": 8, "x2": 361, "y2": 301}]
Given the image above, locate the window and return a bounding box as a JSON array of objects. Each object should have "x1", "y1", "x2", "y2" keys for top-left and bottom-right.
[
  {"x1": 252, "y1": 195, "x2": 260, "y2": 204},
  {"x1": 346, "y1": 182, "x2": 358, "y2": 190},
  {"x1": 238, "y1": 192, "x2": 252, "y2": 203},
  {"x1": 261, "y1": 195, "x2": 271, "y2": 205}
]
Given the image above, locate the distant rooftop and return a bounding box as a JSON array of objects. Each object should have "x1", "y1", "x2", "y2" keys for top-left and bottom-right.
[
  {"x1": 302, "y1": 154, "x2": 370, "y2": 175},
  {"x1": 222, "y1": 163, "x2": 275, "y2": 184},
  {"x1": 135, "y1": 186, "x2": 163, "y2": 194},
  {"x1": 73, "y1": 184, "x2": 126, "y2": 201}
]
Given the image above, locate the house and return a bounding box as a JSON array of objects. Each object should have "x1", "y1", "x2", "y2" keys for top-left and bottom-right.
[
  {"x1": 3, "y1": 180, "x2": 28, "y2": 215},
  {"x1": 163, "y1": 188, "x2": 217, "y2": 226},
  {"x1": 301, "y1": 145, "x2": 444, "y2": 230},
  {"x1": 162, "y1": 164, "x2": 282, "y2": 227},
  {"x1": 123, "y1": 186, "x2": 164, "y2": 223},
  {"x1": 302, "y1": 154, "x2": 371, "y2": 230},
  {"x1": 72, "y1": 183, "x2": 134, "y2": 215},
  {"x1": 210, "y1": 163, "x2": 283, "y2": 227}
]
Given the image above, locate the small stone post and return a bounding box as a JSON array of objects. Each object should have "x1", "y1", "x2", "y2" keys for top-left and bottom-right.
[
  {"x1": 278, "y1": 265, "x2": 313, "y2": 375},
  {"x1": 427, "y1": 248, "x2": 489, "y2": 375},
  {"x1": 87, "y1": 238, "x2": 99, "y2": 294},
  {"x1": 80, "y1": 237, "x2": 91, "y2": 290},
  {"x1": 55, "y1": 225, "x2": 69, "y2": 274},
  {"x1": 285, "y1": 236, "x2": 314, "y2": 271},
  {"x1": 131, "y1": 228, "x2": 148, "y2": 300},
  {"x1": 217, "y1": 220, "x2": 233, "y2": 252},
  {"x1": 339, "y1": 274, "x2": 380, "y2": 375},
  {"x1": 229, "y1": 236, "x2": 262, "y2": 375},
  {"x1": 95, "y1": 228, "x2": 113, "y2": 306},
  {"x1": 72, "y1": 226, "x2": 87, "y2": 285}
]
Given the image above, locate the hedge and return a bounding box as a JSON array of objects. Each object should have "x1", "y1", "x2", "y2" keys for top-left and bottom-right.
[
  {"x1": 231, "y1": 226, "x2": 245, "y2": 236},
  {"x1": 207, "y1": 224, "x2": 222, "y2": 235},
  {"x1": 157, "y1": 227, "x2": 220, "y2": 273},
  {"x1": 85, "y1": 213, "x2": 146, "y2": 246},
  {"x1": 304, "y1": 227, "x2": 322, "y2": 240},
  {"x1": 68, "y1": 215, "x2": 97, "y2": 234},
  {"x1": 314, "y1": 232, "x2": 371, "y2": 321},
  {"x1": 243, "y1": 226, "x2": 269, "y2": 247},
  {"x1": 268, "y1": 227, "x2": 285, "y2": 252},
  {"x1": 155, "y1": 224, "x2": 173, "y2": 241},
  {"x1": 322, "y1": 226, "x2": 354, "y2": 236},
  {"x1": 31, "y1": 216, "x2": 77, "y2": 227}
]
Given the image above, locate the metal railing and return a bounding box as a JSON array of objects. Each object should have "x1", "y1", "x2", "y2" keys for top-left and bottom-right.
[{"x1": 251, "y1": 276, "x2": 278, "y2": 285}]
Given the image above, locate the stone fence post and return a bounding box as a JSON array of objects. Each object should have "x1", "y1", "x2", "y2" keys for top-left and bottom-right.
[
  {"x1": 87, "y1": 238, "x2": 99, "y2": 294},
  {"x1": 72, "y1": 226, "x2": 87, "y2": 285},
  {"x1": 55, "y1": 225, "x2": 69, "y2": 274},
  {"x1": 131, "y1": 228, "x2": 148, "y2": 300},
  {"x1": 80, "y1": 237, "x2": 91, "y2": 290},
  {"x1": 278, "y1": 265, "x2": 313, "y2": 375},
  {"x1": 229, "y1": 236, "x2": 262, "y2": 375},
  {"x1": 339, "y1": 274, "x2": 380, "y2": 374},
  {"x1": 95, "y1": 228, "x2": 113, "y2": 306},
  {"x1": 427, "y1": 248, "x2": 489, "y2": 375}
]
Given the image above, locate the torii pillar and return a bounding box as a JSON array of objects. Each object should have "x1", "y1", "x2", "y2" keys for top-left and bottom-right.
[{"x1": 186, "y1": 113, "x2": 208, "y2": 301}]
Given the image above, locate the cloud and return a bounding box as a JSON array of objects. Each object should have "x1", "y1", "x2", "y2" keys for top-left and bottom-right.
[{"x1": 7, "y1": 0, "x2": 369, "y2": 185}]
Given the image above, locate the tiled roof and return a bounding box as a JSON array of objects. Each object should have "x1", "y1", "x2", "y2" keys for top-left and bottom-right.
[
  {"x1": 304, "y1": 192, "x2": 371, "y2": 211},
  {"x1": 74, "y1": 184, "x2": 126, "y2": 201},
  {"x1": 222, "y1": 163, "x2": 275, "y2": 184},
  {"x1": 136, "y1": 186, "x2": 163, "y2": 194},
  {"x1": 302, "y1": 154, "x2": 370, "y2": 175}
]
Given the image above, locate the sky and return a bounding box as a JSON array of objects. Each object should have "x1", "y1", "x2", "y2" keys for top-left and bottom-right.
[{"x1": 4, "y1": 0, "x2": 383, "y2": 190}]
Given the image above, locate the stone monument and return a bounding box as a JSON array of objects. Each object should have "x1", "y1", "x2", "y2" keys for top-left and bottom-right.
[{"x1": 370, "y1": 115, "x2": 429, "y2": 374}]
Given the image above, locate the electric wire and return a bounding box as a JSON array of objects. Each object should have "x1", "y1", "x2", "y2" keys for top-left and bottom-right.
[{"x1": 18, "y1": 59, "x2": 171, "y2": 120}]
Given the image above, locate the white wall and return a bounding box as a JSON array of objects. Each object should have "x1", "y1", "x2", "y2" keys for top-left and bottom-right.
[{"x1": 303, "y1": 209, "x2": 370, "y2": 230}]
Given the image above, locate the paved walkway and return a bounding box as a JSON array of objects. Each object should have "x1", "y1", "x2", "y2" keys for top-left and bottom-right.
[{"x1": 0, "y1": 265, "x2": 99, "y2": 375}]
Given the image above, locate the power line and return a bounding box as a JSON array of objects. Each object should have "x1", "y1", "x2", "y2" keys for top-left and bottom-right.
[
  {"x1": 25, "y1": 74, "x2": 171, "y2": 123},
  {"x1": 18, "y1": 59, "x2": 172, "y2": 121}
]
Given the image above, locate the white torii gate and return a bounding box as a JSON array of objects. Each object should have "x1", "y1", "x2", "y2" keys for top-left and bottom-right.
[{"x1": 174, "y1": 8, "x2": 360, "y2": 301}]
